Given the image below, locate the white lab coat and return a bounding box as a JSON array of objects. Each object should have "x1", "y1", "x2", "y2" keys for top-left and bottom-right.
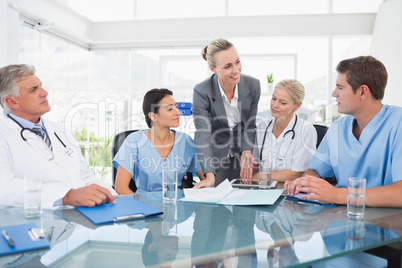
[
  {"x1": 253, "y1": 114, "x2": 317, "y2": 172},
  {"x1": 0, "y1": 112, "x2": 116, "y2": 208}
]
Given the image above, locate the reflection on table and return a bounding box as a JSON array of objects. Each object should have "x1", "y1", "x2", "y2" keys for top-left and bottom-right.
[{"x1": 1, "y1": 190, "x2": 401, "y2": 268}]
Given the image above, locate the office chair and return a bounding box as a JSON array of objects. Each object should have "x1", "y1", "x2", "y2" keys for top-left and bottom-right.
[
  {"x1": 111, "y1": 130, "x2": 194, "y2": 192},
  {"x1": 313, "y1": 124, "x2": 328, "y2": 148},
  {"x1": 313, "y1": 124, "x2": 337, "y2": 186},
  {"x1": 111, "y1": 130, "x2": 138, "y2": 192}
]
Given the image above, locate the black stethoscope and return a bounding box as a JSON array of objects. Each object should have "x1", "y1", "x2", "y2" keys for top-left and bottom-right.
[
  {"x1": 7, "y1": 114, "x2": 74, "y2": 157},
  {"x1": 260, "y1": 114, "x2": 298, "y2": 161}
]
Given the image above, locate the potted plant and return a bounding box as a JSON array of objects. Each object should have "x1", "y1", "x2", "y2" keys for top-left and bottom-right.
[{"x1": 267, "y1": 73, "x2": 274, "y2": 92}]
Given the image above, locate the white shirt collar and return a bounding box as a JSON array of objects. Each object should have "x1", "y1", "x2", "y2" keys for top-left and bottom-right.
[
  {"x1": 218, "y1": 82, "x2": 238, "y2": 102},
  {"x1": 8, "y1": 113, "x2": 45, "y2": 129}
]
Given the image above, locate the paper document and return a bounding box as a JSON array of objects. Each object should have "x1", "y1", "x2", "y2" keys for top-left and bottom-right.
[
  {"x1": 183, "y1": 179, "x2": 233, "y2": 202},
  {"x1": 181, "y1": 179, "x2": 283, "y2": 205}
]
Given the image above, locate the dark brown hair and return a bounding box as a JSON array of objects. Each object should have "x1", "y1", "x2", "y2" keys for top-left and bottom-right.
[
  {"x1": 142, "y1": 88, "x2": 173, "y2": 128},
  {"x1": 336, "y1": 56, "x2": 388, "y2": 100}
]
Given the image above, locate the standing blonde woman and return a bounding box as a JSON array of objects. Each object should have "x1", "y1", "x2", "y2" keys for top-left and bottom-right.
[
  {"x1": 193, "y1": 38, "x2": 261, "y2": 187},
  {"x1": 253, "y1": 79, "x2": 317, "y2": 181}
]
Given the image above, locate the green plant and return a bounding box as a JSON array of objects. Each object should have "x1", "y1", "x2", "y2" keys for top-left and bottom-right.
[
  {"x1": 87, "y1": 136, "x2": 113, "y2": 179},
  {"x1": 74, "y1": 128, "x2": 113, "y2": 180},
  {"x1": 267, "y1": 73, "x2": 274, "y2": 84}
]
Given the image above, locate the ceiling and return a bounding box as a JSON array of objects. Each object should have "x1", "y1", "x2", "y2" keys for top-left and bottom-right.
[{"x1": 11, "y1": 0, "x2": 381, "y2": 49}]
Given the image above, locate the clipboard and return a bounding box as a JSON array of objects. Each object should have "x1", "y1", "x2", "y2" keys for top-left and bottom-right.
[
  {"x1": 286, "y1": 195, "x2": 336, "y2": 207},
  {"x1": 0, "y1": 223, "x2": 50, "y2": 256},
  {"x1": 75, "y1": 197, "x2": 163, "y2": 225}
]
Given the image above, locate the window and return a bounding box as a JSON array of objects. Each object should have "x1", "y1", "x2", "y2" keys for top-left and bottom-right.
[{"x1": 18, "y1": 23, "x2": 373, "y2": 184}]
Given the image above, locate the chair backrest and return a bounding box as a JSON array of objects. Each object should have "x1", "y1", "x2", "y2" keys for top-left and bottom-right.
[
  {"x1": 313, "y1": 124, "x2": 329, "y2": 149},
  {"x1": 111, "y1": 130, "x2": 138, "y2": 192},
  {"x1": 312, "y1": 124, "x2": 337, "y2": 185},
  {"x1": 111, "y1": 129, "x2": 195, "y2": 192}
]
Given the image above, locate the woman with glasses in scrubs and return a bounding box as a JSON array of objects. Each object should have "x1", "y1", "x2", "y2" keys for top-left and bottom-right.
[
  {"x1": 113, "y1": 88, "x2": 212, "y2": 194},
  {"x1": 253, "y1": 79, "x2": 317, "y2": 182}
]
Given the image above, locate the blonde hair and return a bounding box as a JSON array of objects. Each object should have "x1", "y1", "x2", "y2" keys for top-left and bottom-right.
[
  {"x1": 201, "y1": 38, "x2": 234, "y2": 68},
  {"x1": 275, "y1": 79, "x2": 305, "y2": 104}
]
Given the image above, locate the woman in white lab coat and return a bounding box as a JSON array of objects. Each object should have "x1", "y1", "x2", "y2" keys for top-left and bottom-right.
[{"x1": 252, "y1": 79, "x2": 317, "y2": 182}]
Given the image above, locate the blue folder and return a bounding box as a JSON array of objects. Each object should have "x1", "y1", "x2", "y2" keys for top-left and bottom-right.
[
  {"x1": 75, "y1": 197, "x2": 163, "y2": 225},
  {"x1": 0, "y1": 223, "x2": 50, "y2": 256},
  {"x1": 176, "y1": 102, "x2": 192, "y2": 109}
]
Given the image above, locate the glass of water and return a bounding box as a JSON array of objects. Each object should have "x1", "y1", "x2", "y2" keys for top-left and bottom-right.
[
  {"x1": 347, "y1": 177, "x2": 366, "y2": 220},
  {"x1": 24, "y1": 176, "x2": 43, "y2": 218},
  {"x1": 162, "y1": 202, "x2": 178, "y2": 236},
  {"x1": 162, "y1": 168, "x2": 178, "y2": 203},
  {"x1": 258, "y1": 160, "x2": 272, "y2": 189},
  {"x1": 345, "y1": 219, "x2": 365, "y2": 250}
]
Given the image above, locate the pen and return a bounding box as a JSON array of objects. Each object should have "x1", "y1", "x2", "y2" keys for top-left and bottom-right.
[
  {"x1": 2, "y1": 230, "x2": 15, "y2": 247},
  {"x1": 113, "y1": 214, "x2": 145, "y2": 222},
  {"x1": 286, "y1": 196, "x2": 336, "y2": 207}
]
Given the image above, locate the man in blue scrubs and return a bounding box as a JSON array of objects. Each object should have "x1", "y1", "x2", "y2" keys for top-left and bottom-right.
[{"x1": 285, "y1": 56, "x2": 402, "y2": 207}]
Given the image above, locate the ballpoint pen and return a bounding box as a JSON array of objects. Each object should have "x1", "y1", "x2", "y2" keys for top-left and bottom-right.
[{"x1": 2, "y1": 230, "x2": 15, "y2": 247}]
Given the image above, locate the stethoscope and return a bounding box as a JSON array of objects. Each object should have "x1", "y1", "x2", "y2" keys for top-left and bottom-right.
[
  {"x1": 7, "y1": 114, "x2": 74, "y2": 157},
  {"x1": 260, "y1": 114, "x2": 298, "y2": 161}
]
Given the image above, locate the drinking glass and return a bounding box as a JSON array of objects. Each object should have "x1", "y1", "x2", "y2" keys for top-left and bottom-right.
[
  {"x1": 347, "y1": 177, "x2": 366, "y2": 220},
  {"x1": 162, "y1": 202, "x2": 177, "y2": 236},
  {"x1": 258, "y1": 160, "x2": 272, "y2": 189},
  {"x1": 162, "y1": 168, "x2": 178, "y2": 203},
  {"x1": 24, "y1": 176, "x2": 43, "y2": 218}
]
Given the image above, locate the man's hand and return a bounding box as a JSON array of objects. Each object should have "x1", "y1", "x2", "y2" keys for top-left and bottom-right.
[
  {"x1": 285, "y1": 175, "x2": 343, "y2": 204},
  {"x1": 62, "y1": 184, "x2": 116, "y2": 207},
  {"x1": 194, "y1": 173, "x2": 215, "y2": 188},
  {"x1": 240, "y1": 150, "x2": 256, "y2": 181}
]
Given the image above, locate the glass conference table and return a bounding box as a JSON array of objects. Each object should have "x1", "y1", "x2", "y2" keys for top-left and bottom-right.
[{"x1": 1, "y1": 190, "x2": 401, "y2": 268}]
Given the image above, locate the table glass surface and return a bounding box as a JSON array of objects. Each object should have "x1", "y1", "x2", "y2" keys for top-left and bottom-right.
[{"x1": 1, "y1": 190, "x2": 402, "y2": 268}]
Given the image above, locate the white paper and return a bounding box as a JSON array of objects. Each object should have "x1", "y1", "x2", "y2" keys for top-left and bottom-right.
[
  {"x1": 183, "y1": 179, "x2": 233, "y2": 202},
  {"x1": 181, "y1": 179, "x2": 284, "y2": 206}
]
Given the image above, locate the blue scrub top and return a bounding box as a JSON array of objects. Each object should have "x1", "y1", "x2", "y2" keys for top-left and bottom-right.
[
  {"x1": 310, "y1": 105, "x2": 402, "y2": 188},
  {"x1": 113, "y1": 130, "x2": 201, "y2": 193}
]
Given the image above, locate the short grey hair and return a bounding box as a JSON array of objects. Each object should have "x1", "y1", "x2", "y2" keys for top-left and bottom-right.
[
  {"x1": 0, "y1": 64, "x2": 35, "y2": 113},
  {"x1": 201, "y1": 38, "x2": 234, "y2": 68}
]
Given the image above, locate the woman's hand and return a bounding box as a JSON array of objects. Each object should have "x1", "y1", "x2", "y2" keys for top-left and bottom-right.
[
  {"x1": 194, "y1": 172, "x2": 215, "y2": 188},
  {"x1": 240, "y1": 150, "x2": 256, "y2": 181}
]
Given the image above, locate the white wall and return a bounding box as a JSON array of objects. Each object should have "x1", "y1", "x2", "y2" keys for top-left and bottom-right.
[
  {"x1": 0, "y1": 1, "x2": 6, "y2": 66},
  {"x1": 0, "y1": 1, "x2": 19, "y2": 66},
  {"x1": 370, "y1": 0, "x2": 402, "y2": 106}
]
